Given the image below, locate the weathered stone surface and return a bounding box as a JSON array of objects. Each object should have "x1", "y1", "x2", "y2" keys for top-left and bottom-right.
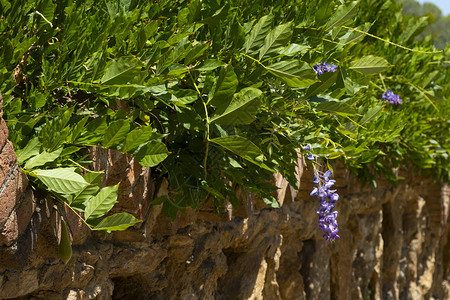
[{"x1": 0, "y1": 111, "x2": 449, "y2": 299}]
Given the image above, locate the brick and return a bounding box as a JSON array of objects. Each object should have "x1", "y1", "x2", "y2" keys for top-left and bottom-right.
[
  {"x1": 15, "y1": 187, "x2": 36, "y2": 237},
  {"x1": 0, "y1": 168, "x2": 27, "y2": 228},
  {"x1": 0, "y1": 141, "x2": 17, "y2": 187},
  {"x1": 0, "y1": 167, "x2": 20, "y2": 227},
  {"x1": 0, "y1": 211, "x2": 18, "y2": 246},
  {"x1": 0, "y1": 118, "x2": 9, "y2": 150}
]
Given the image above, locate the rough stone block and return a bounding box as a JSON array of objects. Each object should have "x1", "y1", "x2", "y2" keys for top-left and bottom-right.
[
  {"x1": 0, "y1": 118, "x2": 9, "y2": 151},
  {"x1": 0, "y1": 165, "x2": 27, "y2": 229}
]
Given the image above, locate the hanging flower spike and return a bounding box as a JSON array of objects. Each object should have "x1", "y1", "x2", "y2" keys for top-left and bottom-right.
[
  {"x1": 313, "y1": 61, "x2": 338, "y2": 76},
  {"x1": 311, "y1": 169, "x2": 340, "y2": 242},
  {"x1": 382, "y1": 89, "x2": 403, "y2": 105}
]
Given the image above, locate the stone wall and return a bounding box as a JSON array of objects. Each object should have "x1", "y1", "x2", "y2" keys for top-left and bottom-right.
[{"x1": 0, "y1": 102, "x2": 449, "y2": 299}]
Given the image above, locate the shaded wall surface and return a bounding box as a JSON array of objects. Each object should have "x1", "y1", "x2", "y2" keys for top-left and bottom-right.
[{"x1": 0, "y1": 108, "x2": 449, "y2": 300}]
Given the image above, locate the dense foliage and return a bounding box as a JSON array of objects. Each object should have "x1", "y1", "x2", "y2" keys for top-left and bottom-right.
[
  {"x1": 0, "y1": 0, "x2": 448, "y2": 230},
  {"x1": 399, "y1": 0, "x2": 450, "y2": 49}
]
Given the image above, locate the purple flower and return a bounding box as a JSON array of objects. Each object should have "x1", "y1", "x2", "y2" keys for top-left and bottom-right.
[
  {"x1": 313, "y1": 62, "x2": 338, "y2": 76},
  {"x1": 307, "y1": 152, "x2": 314, "y2": 161},
  {"x1": 304, "y1": 145, "x2": 311, "y2": 151},
  {"x1": 313, "y1": 173, "x2": 320, "y2": 184},
  {"x1": 311, "y1": 169, "x2": 340, "y2": 242},
  {"x1": 382, "y1": 89, "x2": 403, "y2": 105}
]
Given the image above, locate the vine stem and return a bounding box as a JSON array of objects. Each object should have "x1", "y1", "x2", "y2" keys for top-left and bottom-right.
[
  {"x1": 379, "y1": 74, "x2": 387, "y2": 91},
  {"x1": 57, "y1": 198, "x2": 93, "y2": 230},
  {"x1": 407, "y1": 82, "x2": 440, "y2": 112},
  {"x1": 240, "y1": 52, "x2": 268, "y2": 71},
  {"x1": 189, "y1": 70, "x2": 210, "y2": 180},
  {"x1": 341, "y1": 25, "x2": 442, "y2": 54},
  {"x1": 68, "y1": 158, "x2": 104, "y2": 174}
]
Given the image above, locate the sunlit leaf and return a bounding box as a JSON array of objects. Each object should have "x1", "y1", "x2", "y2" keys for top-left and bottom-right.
[
  {"x1": 34, "y1": 168, "x2": 88, "y2": 195},
  {"x1": 244, "y1": 14, "x2": 274, "y2": 53},
  {"x1": 84, "y1": 184, "x2": 119, "y2": 220},
  {"x1": 92, "y1": 212, "x2": 141, "y2": 231},
  {"x1": 210, "y1": 87, "x2": 262, "y2": 125},
  {"x1": 103, "y1": 119, "x2": 130, "y2": 148},
  {"x1": 266, "y1": 60, "x2": 318, "y2": 88},
  {"x1": 350, "y1": 56, "x2": 389, "y2": 75},
  {"x1": 136, "y1": 140, "x2": 170, "y2": 167}
]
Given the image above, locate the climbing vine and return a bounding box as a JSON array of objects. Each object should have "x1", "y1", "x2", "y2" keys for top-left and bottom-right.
[{"x1": 0, "y1": 0, "x2": 448, "y2": 236}]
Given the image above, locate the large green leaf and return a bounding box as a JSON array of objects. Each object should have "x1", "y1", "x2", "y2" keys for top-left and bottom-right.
[
  {"x1": 103, "y1": 119, "x2": 130, "y2": 148},
  {"x1": 266, "y1": 60, "x2": 318, "y2": 88},
  {"x1": 24, "y1": 147, "x2": 63, "y2": 170},
  {"x1": 92, "y1": 212, "x2": 141, "y2": 232},
  {"x1": 210, "y1": 135, "x2": 274, "y2": 172},
  {"x1": 350, "y1": 56, "x2": 389, "y2": 75},
  {"x1": 84, "y1": 184, "x2": 119, "y2": 220},
  {"x1": 34, "y1": 168, "x2": 88, "y2": 195},
  {"x1": 16, "y1": 138, "x2": 42, "y2": 165},
  {"x1": 209, "y1": 65, "x2": 238, "y2": 106},
  {"x1": 100, "y1": 57, "x2": 146, "y2": 85},
  {"x1": 136, "y1": 140, "x2": 170, "y2": 167},
  {"x1": 325, "y1": 1, "x2": 358, "y2": 30},
  {"x1": 259, "y1": 22, "x2": 293, "y2": 59},
  {"x1": 70, "y1": 172, "x2": 103, "y2": 206},
  {"x1": 244, "y1": 14, "x2": 274, "y2": 53},
  {"x1": 122, "y1": 126, "x2": 154, "y2": 153},
  {"x1": 210, "y1": 87, "x2": 262, "y2": 125}
]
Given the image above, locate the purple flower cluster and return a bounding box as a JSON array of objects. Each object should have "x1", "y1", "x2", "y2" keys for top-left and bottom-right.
[
  {"x1": 313, "y1": 62, "x2": 338, "y2": 76},
  {"x1": 382, "y1": 89, "x2": 403, "y2": 105},
  {"x1": 304, "y1": 145, "x2": 314, "y2": 161},
  {"x1": 310, "y1": 169, "x2": 340, "y2": 242}
]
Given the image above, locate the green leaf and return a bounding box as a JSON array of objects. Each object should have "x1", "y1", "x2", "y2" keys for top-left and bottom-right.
[
  {"x1": 103, "y1": 119, "x2": 130, "y2": 148},
  {"x1": 262, "y1": 196, "x2": 279, "y2": 208},
  {"x1": 201, "y1": 185, "x2": 226, "y2": 200},
  {"x1": 169, "y1": 88, "x2": 199, "y2": 106},
  {"x1": 350, "y1": 56, "x2": 389, "y2": 75},
  {"x1": 24, "y1": 147, "x2": 63, "y2": 170},
  {"x1": 84, "y1": 184, "x2": 119, "y2": 220},
  {"x1": 71, "y1": 116, "x2": 89, "y2": 142},
  {"x1": 122, "y1": 126, "x2": 154, "y2": 153},
  {"x1": 167, "y1": 64, "x2": 189, "y2": 77},
  {"x1": 279, "y1": 43, "x2": 309, "y2": 56},
  {"x1": 305, "y1": 71, "x2": 338, "y2": 99},
  {"x1": 34, "y1": 168, "x2": 88, "y2": 195},
  {"x1": 92, "y1": 212, "x2": 141, "y2": 231},
  {"x1": 184, "y1": 42, "x2": 209, "y2": 65},
  {"x1": 210, "y1": 87, "x2": 262, "y2": 125},
  {"x1": 360, "y1": 105, "x2": 383, "y2": 125},
  {"x1": 210, "y1": 135, "x2": 274, "y2": 172},
  {"x1": 100, "y1": 57, "x2": 146, "y2": 85},
  {"x1": 315, "y1": 101, "x2": 355, "y2": 115},
  {"x1": 259, "y1": 22, "x2": 293, "y2": 59},
  {"x1": 340, "y1": 22, "x2": 371, "y2": 45},
  {"x1": 135, "y1": 21, "x2": 158, "y2": 51},
  {"x1": 266, "y1": 60, "x2": 318, "y2": 88},
  {"x1": 209, "y1": 65, "x2": 238, "y2": 106},
  {"x1": 16, "y1": 138, "x2": 42, "y2": 165},
  {"x1": 325, "y1": 1, "x2": 358, "y2": 30},
  {"x1": 70, "y1": 172, "x2": 103, "y2": 206},
  {"x1": 244, "y1": 14, "x2": 274, "y2": 53},
  {"x1": 136, "y1": 140, "x2": 169, "y2": 167},
  {"x1": 195, "y1": 59, "x2": 226, "y2": 71}
]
